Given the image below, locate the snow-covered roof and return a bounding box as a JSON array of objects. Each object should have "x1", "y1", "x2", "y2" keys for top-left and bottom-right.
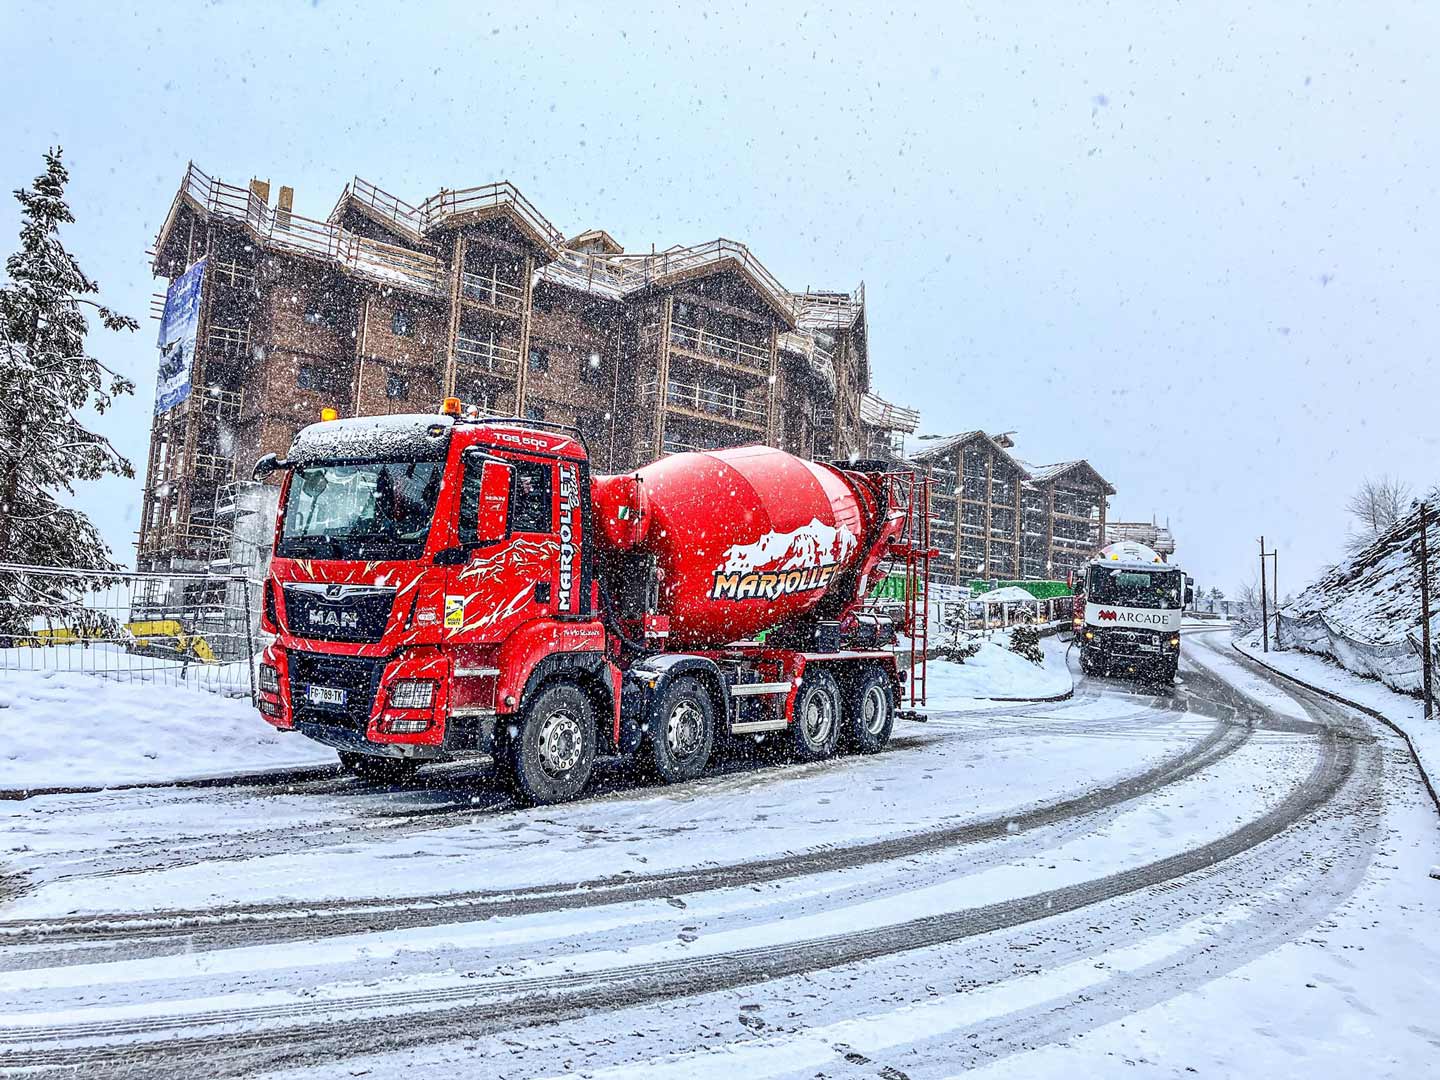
[
  {"x1": 288, "y1": 414, "x2": 453, "y2": 465},
  {"x1": 910, "y1": 432, "x2": 1030, "y2": 477},
  {"x1": 1018, "y1": 459, "x2": 1117, "y2": 495},
  {"x1": 973, "y1": 585, "x2": 1040, "y2": 604}
]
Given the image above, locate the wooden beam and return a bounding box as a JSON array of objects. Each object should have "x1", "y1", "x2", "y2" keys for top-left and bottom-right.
[
  {"x1": 654, "y1": 296, "x2": 673, "y2": 458},
  {"x1": 442, "y1": 233, "x2": 466, "y2": 398},
  {"x1": 514, "y1": 252, "x2": 536, "y2": 415}
]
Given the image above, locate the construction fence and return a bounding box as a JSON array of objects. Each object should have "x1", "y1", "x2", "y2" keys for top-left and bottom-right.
[
  {"x1": 0, "y1": 563, "x2": 262, "y2": 699},
  {"x1": 1278, "y1": 610, "x2": 1438, "y2": 699}
]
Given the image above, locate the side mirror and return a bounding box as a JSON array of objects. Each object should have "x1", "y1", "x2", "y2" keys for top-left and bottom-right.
[
  {"x1": 475, "y1": 460, "x2": 512, "y2": 544},
  {"x1": 252, "y1": 453, "x2": 286, "y2": 481}
]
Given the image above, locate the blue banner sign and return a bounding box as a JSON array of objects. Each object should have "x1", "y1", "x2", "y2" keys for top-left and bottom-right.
[{"x1": 154, "y1": 256, "x2": 206, "y2": 416}]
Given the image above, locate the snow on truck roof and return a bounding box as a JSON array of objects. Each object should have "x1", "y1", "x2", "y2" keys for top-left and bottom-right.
[
  {"x1": 288, "y1": 414, "x2": 454, "y2": 465},
  {"x1": 1092, "y1": 541, "x2": 1178, "y2": 570}
]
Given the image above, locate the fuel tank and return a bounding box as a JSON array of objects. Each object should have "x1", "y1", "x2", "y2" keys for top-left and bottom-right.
[{"x1": 592, "y1": 445, "x2": 885, "y2": 647}]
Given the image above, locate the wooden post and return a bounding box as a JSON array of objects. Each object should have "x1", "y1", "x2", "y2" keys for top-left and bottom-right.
[
  {"x1": 1272, "y1": 547, "x2": 1281, "y2": 650},
  {"x1": 765, "y1": 326, "x2": 781, "y2": 448},
  {"x1": 654, "y1": 297, "x2": 673, "y2": 458},
  {"x1": 514, "y1": 253, "x2": 535, "y2": 416},
  {"x1": 442, "y1": 233, "x2": 465, "y2": 398},
  {"x1": 983, "y1": 448, "x2": 993, "y2": 581},
  {"x1": 1420, "y1": 502, "x2": 1434, "y2": 724},
  {"x1": 1259, "y1": 535, "x2": 1270, "y2": 653}
]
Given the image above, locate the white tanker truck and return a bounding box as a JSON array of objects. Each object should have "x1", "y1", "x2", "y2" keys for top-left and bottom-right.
[{"x1": 1073, "y1": 541, "x2": 1192, "y2": 682}]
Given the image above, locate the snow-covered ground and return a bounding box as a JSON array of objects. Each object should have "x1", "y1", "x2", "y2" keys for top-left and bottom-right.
[
  {"x1": 0, "y1": 635, "x2": 1436, "y2": 1078},
  {"x1": 926, "y1": 633, "x2": 1074, "y2": 707},
  {"x1": 1232, "y1": 631, "x2": 1440, "y2": 801},
  {"x1": 0, "y1": 635, "x2": 1068, "y2": 794},
  {"x1": 0, "y1": 668, "x2": 334, "y2": 791}
]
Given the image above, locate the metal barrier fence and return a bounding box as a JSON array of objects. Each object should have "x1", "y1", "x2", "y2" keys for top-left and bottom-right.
[
  {"x1": 0, "y1": 563, "x2": 262, "y2": 699},
  {"x1": 1278, "y1": 610, "x2": 1434, "y2": 697}
]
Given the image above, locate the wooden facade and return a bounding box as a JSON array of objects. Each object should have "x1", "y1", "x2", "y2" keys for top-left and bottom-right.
[
  {"x1": 137, "y1": 165, "x2": 917, "y2": 569},
  {"x1": 915, "y1": 434, "x2": 1114, "y2": 585}
]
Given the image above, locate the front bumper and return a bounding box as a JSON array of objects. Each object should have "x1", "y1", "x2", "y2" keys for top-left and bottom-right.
[{"x1": 258, "y1": 645, "x2": 497, "y2": 759}]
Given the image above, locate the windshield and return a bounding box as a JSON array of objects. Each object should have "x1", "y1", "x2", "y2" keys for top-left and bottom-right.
[
  {"x1": 1088, "y1": 567, "x2": 1183, "y2": 609},
  {"x1": 278, "y1": 461, "x2": 443, "y2": 561}
]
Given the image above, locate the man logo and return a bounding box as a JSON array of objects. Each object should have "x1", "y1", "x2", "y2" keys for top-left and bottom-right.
[{"x1": 308, "y1": 608, "x2": 359, "y2": 630}]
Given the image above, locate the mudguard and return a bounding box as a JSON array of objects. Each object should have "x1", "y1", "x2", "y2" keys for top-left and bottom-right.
[{"x1": 620, "y1": 654, "x2": 725, "y2": 755}]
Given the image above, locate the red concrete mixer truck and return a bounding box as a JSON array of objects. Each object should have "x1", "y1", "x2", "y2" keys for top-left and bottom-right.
[{"x1": 252, "y1": 401, "x2": 932, "y2": 804}]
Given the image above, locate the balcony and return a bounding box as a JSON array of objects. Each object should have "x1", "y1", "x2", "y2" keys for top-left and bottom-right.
[
  {"x1": 667, "y1": 320, "x2": 770, "y2": 376},
  {"x1": 642, "y1": 377, "x2": 767, "y2": 432},
  {"x1": 461, "y1": 269, "x2": 526, "y2": 315},
  {"x1": 455, "y1": 334, "x2": 520, "y2": 376}
]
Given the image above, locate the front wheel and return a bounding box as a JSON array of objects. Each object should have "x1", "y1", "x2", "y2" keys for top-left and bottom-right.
[
  {"x1": 643, "y1": 675, "x2": 716, "y2": 783},
  {"x1": 503, "y1": 681, "x2": 597, "y2": 806},
  {"x1": 338, "y1": 751, "x2": 421, "y2": 785},
  {"x1": 791, "y1": 669, "x2": 842, "y2": 762},
  {"x1": 845, "y1": 666, "x2": 895, "y2": 754}
]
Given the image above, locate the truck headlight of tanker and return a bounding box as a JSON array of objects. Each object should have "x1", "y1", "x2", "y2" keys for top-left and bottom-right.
[
  {"x1": 387, "y1": 679, "x2": 437, "y2": 710},
  {"x1": 259, "y1": 663, "x2": 280, "y2": 695}
]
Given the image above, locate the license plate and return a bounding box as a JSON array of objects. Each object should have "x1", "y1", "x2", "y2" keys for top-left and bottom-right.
[
  {"x1": 1137, "y1": 644, "x2": 1160, "y2": 653},
  {"x1": 307, "y1": 685, "x2": 347, "y2": 707}
]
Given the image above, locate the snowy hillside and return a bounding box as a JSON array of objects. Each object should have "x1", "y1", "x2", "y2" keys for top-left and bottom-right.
[{"x1": 1281, "y1": 491, "x2": 1439, "y2": 693}]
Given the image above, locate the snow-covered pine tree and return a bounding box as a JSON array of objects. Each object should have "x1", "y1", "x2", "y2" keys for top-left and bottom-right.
[
  {"x1": 1007, "y1": 618, "x2": 1044, "y2": 666},
  {"x1": 0, "y1": 149, "x2": 136, "y2": 632}
]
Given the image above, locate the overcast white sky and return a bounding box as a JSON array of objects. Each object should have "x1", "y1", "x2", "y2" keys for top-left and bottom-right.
[{"x1": 3, "y1": 1, "x2": 1437, "y2": 595}]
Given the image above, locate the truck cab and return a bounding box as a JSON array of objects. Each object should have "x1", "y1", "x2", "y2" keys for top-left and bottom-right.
[
  {"x1": 1075, "y1": 541, "x2": 1190, "y2": 682},
  {"x1": 253, "y1": 408, "x2": 609, "y2": 792}
]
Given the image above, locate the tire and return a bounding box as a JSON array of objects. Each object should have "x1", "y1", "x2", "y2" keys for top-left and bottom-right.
[
  {"x1": 845, "y1": 666, "x2": 895, "y2": 754},
  {"x1": 791, "y1": 668, "x2": 842, "y2": 762},
  {"x1": 643, "y1": 674, "x2": 716, "y2": 783},
  {"x1": 503, "y1": 681, "x2": 597, "y2": 806},
  {"x1": 338, "y1": 751, "x2": 421, "y2": 784}
]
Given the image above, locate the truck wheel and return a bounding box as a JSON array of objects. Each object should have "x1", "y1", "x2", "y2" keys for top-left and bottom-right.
[
  {"x1": 338, "y1": 751, "x2": 420, "y2": 785},
  {"x1": 791, "y1": 669, "x2": 841, "y2": 762},
  {"x1": 643, "y1": 675, "x2": 716, "y2": 783},
  {"x1": 845, "y1": 667, "x2": 895, "y2": 754},
  {"x1": 505, "y1": 681, "x2": 597, "y2": 806}
]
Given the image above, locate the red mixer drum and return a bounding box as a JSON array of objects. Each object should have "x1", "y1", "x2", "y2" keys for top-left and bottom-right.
[{"x1": 594, "y1": 445, "x2": 882, "y2": 647}]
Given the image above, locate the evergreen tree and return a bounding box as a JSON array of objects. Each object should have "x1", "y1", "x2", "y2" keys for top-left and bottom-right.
[
  {"x1": 1008, "y1": 618, "x2": 1044, "y2": 666},
  {"x1": 0, "y1": 149, "x2": 136, "y2": 630}
]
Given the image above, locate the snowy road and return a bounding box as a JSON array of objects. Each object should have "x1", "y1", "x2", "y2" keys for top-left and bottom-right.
[{"x1": 1, "y1": 631, "x2": 1436, "y2": 1077}]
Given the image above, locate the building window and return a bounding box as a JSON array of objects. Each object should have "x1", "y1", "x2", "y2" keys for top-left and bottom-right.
[
  {"x1": 385, "y1": 372, "x2": 408, "y2": 399},
  {"x1": 297, "y1": 363, "x2": 337, "y2": 393},
  {"x1": 525, "y1": 403, "x2": 545, "y2": 422},
  {"x1": 392, "y1": 307, "x2": 414, "y2": 337},
  {"x1": 579, "y1": 351, "x2": 604, "y2": 383},
  {"x1": 303, "y1": 307, "x2": 328, "y2": 327},
  {"x1": 528, "y1": 346, "x2": 549, "y2": 373}
]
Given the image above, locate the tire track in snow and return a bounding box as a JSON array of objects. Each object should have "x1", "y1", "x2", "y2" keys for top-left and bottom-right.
[
  {"x1": 0, "y1": 682, "x2": 1245, "y2": 963},
  {"x1": 0, "y1": 692, "x2": 1353, "y2": 1077}
]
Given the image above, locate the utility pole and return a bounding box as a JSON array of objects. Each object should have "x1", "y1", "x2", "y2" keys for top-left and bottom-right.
[
  {"x1": 1420, "y1": 502, "x2": 1433, "y2": 724},
  {"x1": 1259, "y1": 535, "x2": 1270, "y2": 653},
  {"x1": 1271, "y1": 546, "x2": 1281, "y2": 650}
]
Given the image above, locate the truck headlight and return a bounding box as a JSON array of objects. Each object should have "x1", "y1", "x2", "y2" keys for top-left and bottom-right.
[
  {"x1": 1168, "y1": 635, "x2": 1181, "y2": 647},
  {"x1": 387, "y1": 679, "x2": 436, "y2": 710},
  {"x1": 259, "y1": 663, "x2": 280, "y2": 694}
]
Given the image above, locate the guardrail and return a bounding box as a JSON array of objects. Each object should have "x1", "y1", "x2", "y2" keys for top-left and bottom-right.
[{"x1": 641, "y1": 377, "x2": 767, "y2": 427}]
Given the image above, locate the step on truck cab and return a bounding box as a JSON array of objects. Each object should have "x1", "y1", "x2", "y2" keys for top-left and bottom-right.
[
  {"x1": 1073, "y1": 541, "x2": 1193, "y2": 682},
  {"x1": 253, "y1": 401, "x2": 931, "y2": 804}
]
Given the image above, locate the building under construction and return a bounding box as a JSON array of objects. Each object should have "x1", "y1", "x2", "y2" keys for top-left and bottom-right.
[
  {"x1": 911, "y1": 432, "x2": 1115, "y2": 585},
  {"x1": 137, "y1": 165, "x2": 919, "y2": 573}
]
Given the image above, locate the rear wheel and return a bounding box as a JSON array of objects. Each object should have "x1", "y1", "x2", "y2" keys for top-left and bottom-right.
[
  {"x1": 503, "y1": 681, "x2": 597, "y2": 806},
  {"x1": 845, "y1": 666, "x2": 895, "y2": 753},
  {"x1": 338, "y1": 751, "x2": 420, "y2": 785},
  {"x1": 791, "y1": 669, "x2": 842, "y2": 762},
  {"x1": 643, "y1": 675, "x2": 716, "y2": 783}
]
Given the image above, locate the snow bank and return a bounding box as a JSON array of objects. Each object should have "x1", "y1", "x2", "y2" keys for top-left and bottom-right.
[
  {"x1": 926, "y1": 635, "x2": 1073, "y2": 710},
  {"x1": 1234, "y1": 634, "x2": 1440, "y2": 799},
  {"x1": 0, "y1": 670, "x2": 335, "y2": 791},
  {"x1": 1281, "y1": 494, "x2": 1439, "y2": 694}
]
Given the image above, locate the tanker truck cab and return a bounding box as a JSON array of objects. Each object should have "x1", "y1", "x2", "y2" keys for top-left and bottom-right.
[
  {"x1": 255, "y1": 404, "x2": 930, "y2": 805},
  {"x1": 1076, "y1": 541, "x2": 1190, "y2": 683}
]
